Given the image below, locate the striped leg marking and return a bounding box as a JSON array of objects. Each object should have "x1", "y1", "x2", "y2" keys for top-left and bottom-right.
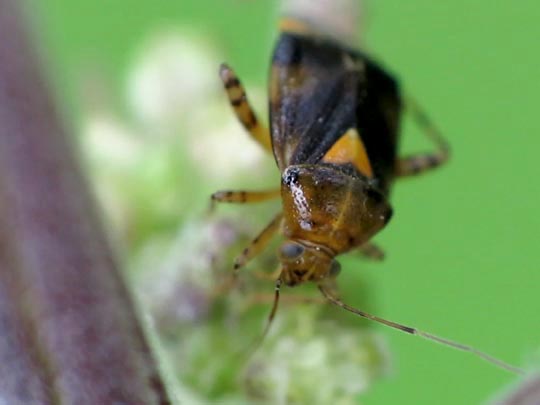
[
  {"x1": 220, "y1": 63, "x2": 273, "y2": 152},
  {"x1": 396, "y1": 96, "x2": 450, "y2": 177}
]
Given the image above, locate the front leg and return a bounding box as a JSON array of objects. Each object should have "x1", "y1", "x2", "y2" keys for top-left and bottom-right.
[
  {"x1": 233, "y1": 212, "x2": 283, "y2": 271},
  {"x1": 220, "y1": 64, "x2": 273, "y2": 153}
]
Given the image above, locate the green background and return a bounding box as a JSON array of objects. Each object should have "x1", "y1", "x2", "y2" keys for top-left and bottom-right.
[{"x1": 36, "y1": 1, "x2": 540, "y2": 404}]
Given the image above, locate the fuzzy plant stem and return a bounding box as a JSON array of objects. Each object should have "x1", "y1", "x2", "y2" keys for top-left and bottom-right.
[
  {"x1": 280, "y1": 0, "x2": 363, "y2": 45},
  {"x1": 0, "y1": 1, "x2": 170, "y2": 403},
  {"x1": 492, "y1": 373, "x2": 540, "y2": 405}
]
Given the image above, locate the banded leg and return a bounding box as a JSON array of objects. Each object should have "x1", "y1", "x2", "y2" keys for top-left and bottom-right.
[
  {"x1": 357, "y1": 241, "x2": 385, "y2": 261},
  {"x1": 219, "y1": 63, "x2": 273, "y2": 152},
  {"x1": 234, "y1": 213, "x2": 283, "y2": 271},
  {"x1": 396, "y1": 96, "x2": 450, "y2": 177},
  {"x1": 210, "y1": 189, "x2": 280, "y2": 212}
]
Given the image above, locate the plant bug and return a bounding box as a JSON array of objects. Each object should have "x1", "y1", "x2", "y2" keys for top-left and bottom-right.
[{"x1": 211, "y1": 18, "x2": 523, "y2": 375}]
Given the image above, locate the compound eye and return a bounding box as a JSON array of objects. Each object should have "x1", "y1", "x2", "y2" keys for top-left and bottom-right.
[
  {"x1": 280, "y1": 242, "x2": 305, "y2": 259},
  {"x1": 329, "y1": 260, "x2": 341, "y2": 277}
]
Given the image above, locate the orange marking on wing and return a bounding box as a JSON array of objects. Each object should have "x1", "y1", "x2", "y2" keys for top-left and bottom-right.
[{"x1": 322, "y1": 128, "x2": 373, "y2": 177}]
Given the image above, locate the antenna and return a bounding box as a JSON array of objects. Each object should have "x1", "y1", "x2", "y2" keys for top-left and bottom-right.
[
  {"x1": 318, "y1": 285, "x2": 524, "y2": 375},
  {"x1": 243, "y1": 277, "x2": 283, "y2": 360},
  {"x1": 261, "y1": 277, "x2": 283, "y2": 341}
]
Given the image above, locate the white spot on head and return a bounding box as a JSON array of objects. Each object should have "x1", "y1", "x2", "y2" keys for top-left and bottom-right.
[{"x1": 287, "y1": 174, "x2": 312, "y2": 230}]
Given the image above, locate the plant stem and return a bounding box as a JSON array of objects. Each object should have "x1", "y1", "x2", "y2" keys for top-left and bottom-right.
[{"x1": 0, "y1": 1, "x2": 170, "y2": 403}]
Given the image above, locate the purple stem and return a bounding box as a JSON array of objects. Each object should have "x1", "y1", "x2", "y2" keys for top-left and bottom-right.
[{"x1": 0, "y1": 1, "x2": 170, "y2": 403}]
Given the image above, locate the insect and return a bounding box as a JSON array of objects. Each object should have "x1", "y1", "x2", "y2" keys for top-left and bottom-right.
[{"x1": 211, "y1": 18, "x2": 522, "y2": 374}]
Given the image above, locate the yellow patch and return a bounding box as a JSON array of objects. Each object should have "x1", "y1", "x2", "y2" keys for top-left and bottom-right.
[
  {"x1": 279, "y1": 18, "x2": 313, "y2": 36},
  {"x1": 322, "y1": 128, "x2": 373, "y2": 177}
]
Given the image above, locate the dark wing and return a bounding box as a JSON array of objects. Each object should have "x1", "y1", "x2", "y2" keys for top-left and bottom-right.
[
  {"x1": 355, "y1": 56, "x2": 402, "y2": 194},
  {"x1": 269, "y1": 32, "x2": 360, "y2": 171},
  {"x1": 269, "y1": 32, "x2": 401, "y2": 193}
]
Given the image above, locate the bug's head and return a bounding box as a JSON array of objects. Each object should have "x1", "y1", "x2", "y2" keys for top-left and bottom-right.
[{"x1": 278, "y1": 240, "x2": 340, "y2": 286}]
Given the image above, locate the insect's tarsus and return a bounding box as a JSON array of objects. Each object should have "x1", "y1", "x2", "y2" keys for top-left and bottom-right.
[{"x1": 318, "y1": 284, "x2": 524, "y2": 375}]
